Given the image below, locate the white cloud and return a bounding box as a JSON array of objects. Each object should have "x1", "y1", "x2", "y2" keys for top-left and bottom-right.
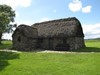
[
  {"x1": 68, "y1": 0, "x2": 82, "y2": 12},
  {"x1": 82, "y1": 23, "x2": 100, "y2": 39},
  {"x1": 0, "y1": 0, "x2": 32, "y2": 9},
  {"x1": 68, "y1": 0, "x2": 92, "y2": 13},
  {"x1": 82, "y1": 6, "x2": 92, "y2": 13},
  {"x1": 39, "y1": 18, "x2": 49, "y2": 22}
]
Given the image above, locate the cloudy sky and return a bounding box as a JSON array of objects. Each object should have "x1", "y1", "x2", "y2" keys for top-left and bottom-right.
[{"x1": 1, "y1": 0, "x2": 100, "y2": 39}]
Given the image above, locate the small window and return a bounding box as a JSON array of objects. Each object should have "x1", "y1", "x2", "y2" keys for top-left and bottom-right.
[
  {"x1": 38, "y1": 38, "x2": 43, "y2": 43},
  {"x1": 18, "y1": 36, "x2": 21, "y2": 42},
  {"x1": 63, "y1": 38, "x2": 66, "y2": 44}
]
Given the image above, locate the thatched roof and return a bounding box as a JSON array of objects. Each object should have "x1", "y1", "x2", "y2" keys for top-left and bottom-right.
[
  {"x1": 12, "y1": 24, "x2": 38, "y2": 38},
  {"x1": 32, "y1": 17, "x2": 84, "y2": 38}
]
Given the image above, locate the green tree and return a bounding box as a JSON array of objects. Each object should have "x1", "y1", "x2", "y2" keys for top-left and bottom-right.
[{"x1": 0, "y1": 4, "x2": 15, "y2": 44}]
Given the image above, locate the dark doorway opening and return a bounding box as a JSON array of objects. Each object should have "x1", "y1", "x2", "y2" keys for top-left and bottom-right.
[
  {"x1": 36, "y1": 38, "x2": 43, "y2": 49},
  {"x1": 48, "y1": 38, "x2": 53, "y2": 50},
  {"x1": 18, "y1": 36, "x2": 21, "y2": 42},
  {"x1": 55, "y1": 38, "x2": 70, "y2": 51},
  {"x1": 55, "y1": 43, "x2": 69, "y2": 51}
]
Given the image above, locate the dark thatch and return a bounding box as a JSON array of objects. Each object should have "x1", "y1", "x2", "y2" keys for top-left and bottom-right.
[
  {"x1": 32, "y1": 17, "x2": 84, "y2": 38},
  {"x1": 12, "y1": 24, "x2": 38, "y2": 38}
]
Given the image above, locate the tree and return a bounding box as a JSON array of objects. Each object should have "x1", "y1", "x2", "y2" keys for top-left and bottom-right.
[{"x1": 0, "y1": 4, "x2": 15, "y2": 44}]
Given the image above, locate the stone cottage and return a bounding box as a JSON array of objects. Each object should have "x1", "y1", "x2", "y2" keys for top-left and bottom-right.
[
  {"x1": 12, "y1": 25, "x2": 38, "y2": 51},
  {"x1": 12, "y1": 17, "x2": 85, "y2": 51}
]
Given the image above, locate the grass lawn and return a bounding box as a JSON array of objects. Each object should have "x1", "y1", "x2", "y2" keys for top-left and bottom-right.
[
  {"x1": 0, "y1": 41, "x2": 12, "y2": 49},
  {"x1": 0, "y1": 40, "x2": 100, "y2": 75},
  {"x1": 74, "y1": 40, "x2": 100, "y2": 52}
]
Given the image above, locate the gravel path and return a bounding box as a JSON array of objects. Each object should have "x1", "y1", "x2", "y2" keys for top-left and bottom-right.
[
  {"x1": 0, "y1": 49, "x2": 21, "y2": 53},
  {"x1": 0, "y1": 49, "x2": 97, "y2": 54},
  {"x1": 38, "y1": 50, "x2": 97, "y2": 54}
]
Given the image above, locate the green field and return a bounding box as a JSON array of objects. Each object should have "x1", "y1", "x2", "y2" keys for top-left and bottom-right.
[
  {"x1": 0, "y1": 40, "x2": 100, "y2": 75},
  {"x1": 0, "y1": 41, "x2": 12, "y2": 49}
]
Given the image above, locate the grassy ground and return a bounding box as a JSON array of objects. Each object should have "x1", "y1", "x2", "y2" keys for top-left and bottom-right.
[
  {"x1": 74, "y1": 40, "x2": 100, "y2": 52},
  {"x1": 0, "y1": 41, "x2": 12, "y2": 49},
  {"x1": 0, "y1": 40, "x2": 100, "y2": 75}
]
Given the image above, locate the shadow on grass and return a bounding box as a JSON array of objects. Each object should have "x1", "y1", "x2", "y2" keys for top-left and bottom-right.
[
  {"x1": 72, "y1": 47, "x2": 100, "y2": 52},
  {"x1": 0, "y1": 44, "x2": 12, "y2": 49},
  {"x1": 0, "y1": 51, "x2": 19, "y2": 71}
]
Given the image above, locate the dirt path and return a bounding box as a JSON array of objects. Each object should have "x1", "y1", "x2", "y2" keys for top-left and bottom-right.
[
  {"x1": 0, "y1": 50, "x2": 98, "y2": 54},
  {"x1": 0, "y1": 50, "x2": 21, "y2": 53}
]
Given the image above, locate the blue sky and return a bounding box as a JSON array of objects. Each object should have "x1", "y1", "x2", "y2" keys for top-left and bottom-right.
[{"x1": 0, "y1": 0, "x2": 100, "y2": 39}]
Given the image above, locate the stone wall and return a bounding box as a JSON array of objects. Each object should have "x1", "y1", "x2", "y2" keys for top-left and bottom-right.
[
  {"x1": 67, "y1": 37, "x2": 85, "y2": 50},
  {"x1": 74, "y1": 37, "x2": 85, "y2": 49},
  {"x1": 39, "y1": 38, "x2": 70, "y2": 50},
  {"x1": 13, "y1": 32, "x2": 37, "y2": 51}
]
